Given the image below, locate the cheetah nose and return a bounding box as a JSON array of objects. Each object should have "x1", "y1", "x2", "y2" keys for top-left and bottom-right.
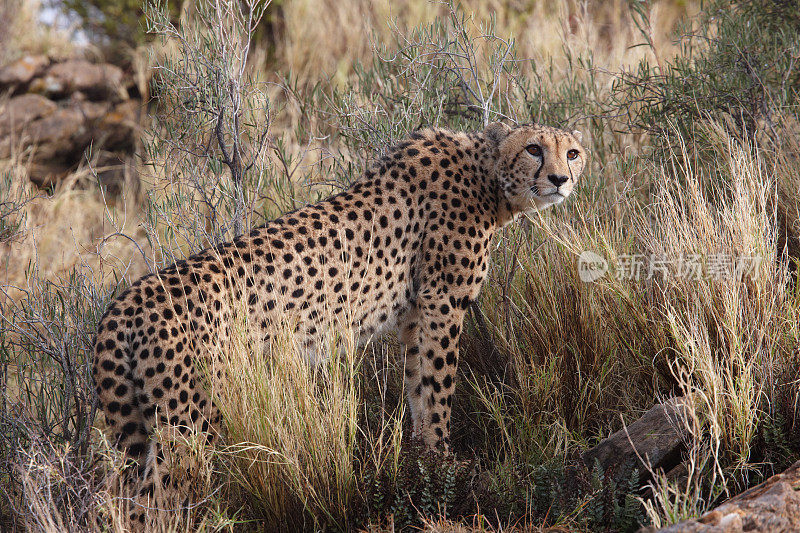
[{"x1": 548, "y1": 174, "x2": 569, "y2": 187}]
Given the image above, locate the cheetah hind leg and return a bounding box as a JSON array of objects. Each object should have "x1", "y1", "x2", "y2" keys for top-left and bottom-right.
[
  {"x1": 122, "y1": 421, "x2": 220, "y2": 529},
  {"x1": 122, "y1": 439, "x2": 166, "y2": 530},
  {"x1": 117, "y1": 430, "x2": 183, "y2": 529},
  {"x1": 402, "y1": 343, "x2": 425, "y2": 438},
  {"x1": 399, "y1": 308, "x2": 425, "y2": 440},
  {"x1": 123, "y1": 396, "x2": 221, "y2": 529}
]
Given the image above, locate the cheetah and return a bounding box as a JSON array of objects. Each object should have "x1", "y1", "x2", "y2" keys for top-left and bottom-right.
[{"x1": 92, "y1": 121, "x2": 586, "y2": 520}]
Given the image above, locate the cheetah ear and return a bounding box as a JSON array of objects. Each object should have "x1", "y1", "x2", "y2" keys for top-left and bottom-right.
[
  {"x1": 484, "y1": 121, "x2": 512, "y2": 146},
  {"x1": 571, "y1": 130, "x2": 583, "y2": 144}
]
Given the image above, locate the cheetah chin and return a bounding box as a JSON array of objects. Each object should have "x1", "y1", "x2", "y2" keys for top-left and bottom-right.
[{"x1": 92, "y1": 120, "x2": 586, "y2": 525}]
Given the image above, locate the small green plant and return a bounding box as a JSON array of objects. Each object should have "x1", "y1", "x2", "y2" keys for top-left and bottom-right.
[
  {"x1": 0, "y1": 169, "x2": 32, "y2": 244},
  {"x1": 359, "y1": 443, "x2": 476, "y2": 530},
  {"x1": 527, "y1": 459, "x2": 646, "y2": 531}
]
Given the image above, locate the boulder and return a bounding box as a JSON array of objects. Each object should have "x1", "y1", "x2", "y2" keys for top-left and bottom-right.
[
  {"x1": 0, "y1": 94, "x2": 57, "y2": 141},
  {"x1": 24, "y1": 107, "x2": 91, "y2": 161},
  {"x1": 0, "y1": 56, "x2": 140, "y2": 192},
  {"x1": 583, "y1": 397, "x2": 692, "y2": 482},
  {"x1": 29, "y1": 60, "x2": 127, "y2": 101},
  {"x1": 95, "y1": 99, "x2": 141, "y2": 151},
  {"x1": 0, "y1": 55, "x2": 49, "y2": 91},
  {"x1": 0, "y1": 95, "x2": 126, "y2": 163},
  {"x1": 641, "y1": 461, "x2": 800, "y2": 532}
]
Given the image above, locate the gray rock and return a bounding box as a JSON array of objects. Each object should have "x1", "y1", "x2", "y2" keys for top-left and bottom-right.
[
  {"x1": 640, "y1": 461, "x2": 800, "y2": 532},
  {"x1": 583, "y1": 397, "x2": 692, "y2": 481}
]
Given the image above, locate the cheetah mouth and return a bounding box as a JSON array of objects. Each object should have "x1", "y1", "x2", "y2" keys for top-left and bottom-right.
[
  {"x1": 539, "y1": 190, "x2": 567, "y2": 205},
  {"x1": 536, "y1": 189, "x2": 565, "y2": 199}
]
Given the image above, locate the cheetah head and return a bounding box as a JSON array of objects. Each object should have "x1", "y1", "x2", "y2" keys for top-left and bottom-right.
[{"x1": 486, "y1": 122, "x2": 586, "y2": 215}]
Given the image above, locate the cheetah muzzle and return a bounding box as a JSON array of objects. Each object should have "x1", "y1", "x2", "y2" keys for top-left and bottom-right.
[{"x1": 93, "y1": 121, "x2": 586, "y2": 521}]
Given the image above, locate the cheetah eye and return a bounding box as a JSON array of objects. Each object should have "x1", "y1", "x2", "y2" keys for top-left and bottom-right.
[
  {"x1": 526, "y1": 144, "x2": 542, "y2": 157},
  {"x1": 567, "y1": 149, "x2": 580, "y2": 160}
]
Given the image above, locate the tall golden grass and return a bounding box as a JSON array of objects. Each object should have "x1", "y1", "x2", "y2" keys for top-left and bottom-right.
[
  {"x1": 3, "y1": 0, "x2": 800, "y2": 531},
  {"x1": 206, "y1": 305, "x2": 363, "y2": 530}
]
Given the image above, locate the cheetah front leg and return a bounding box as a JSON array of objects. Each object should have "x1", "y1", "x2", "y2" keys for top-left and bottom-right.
[{"x1": 399, "y1": 292, "x2": 466, "y2": 452}]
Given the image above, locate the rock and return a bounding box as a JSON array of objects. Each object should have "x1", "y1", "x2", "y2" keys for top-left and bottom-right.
[
  {"x1": 583, "y1": 397, "x2": 692, "y2": 482},
  {"x1": 24, "y1": 107, "x2": 91, "y2": 161},
  {"x1": 640, "y1": 461, "x2": 800, "y2": 532},
  {"x1": 96, "y1": 100, "x2": 141, "y2": 151},
  {"x1": 71, "y1": 93, "x2": 112, "y2": 122},
  {"x1": 27, "y1": 161, "x2": 74, "y2": 188},
  {"x1": 0, "y1": 55, "x2": 50, "y2": 91},
  {"x1": 0, "y1": 94, "x2": 58, "y2": 142},
  {"x1": 0, "y1": 56, "x2": 140, "y2": 192},
  {"x1": 29, "y1": 60, "x2": 127, "y2": 101},
  {"x1": 665, "y1": 461, "x2": 690, "y2": 486}
]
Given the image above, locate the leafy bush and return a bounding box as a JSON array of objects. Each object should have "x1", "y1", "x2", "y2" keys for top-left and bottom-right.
[{"x1": 612, "y1": 0, "x2": 800, "y2": 144}]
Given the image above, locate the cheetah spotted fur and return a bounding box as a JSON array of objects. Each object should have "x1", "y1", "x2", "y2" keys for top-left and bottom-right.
[{"x1": 92, "y1": 121, "x2": 586, "y2": 522}]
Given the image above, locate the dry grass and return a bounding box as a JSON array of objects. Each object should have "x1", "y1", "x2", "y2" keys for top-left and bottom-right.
[
  {"x1": 15, "y1": 442, "x2": 237, "y2": 533},
  {"x1": 3, "y1": 0, "x2": 800, "y2": 531},
  {"x1": 0, "y1": 161, "x2": 147, "y2": 294},
  {"x1": 205, "y1": 303, "x2": 364, "y2": 530},
  {"x1": 278, "y1": 0, "x2": 693, "y2": 87},
  {"x1": 0, "y1": 0, "x2": 76, "y2": 64}
]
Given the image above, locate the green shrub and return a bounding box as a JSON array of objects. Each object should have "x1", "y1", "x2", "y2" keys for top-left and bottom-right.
[
  {"x1": 62, "y1": 0, "x2": 149, "y2": 50},
  {"x1": 612, "y1": 0, "x2": 800, "y2": 146}
]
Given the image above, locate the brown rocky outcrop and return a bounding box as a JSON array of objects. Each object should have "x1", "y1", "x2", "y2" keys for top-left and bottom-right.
[
  {"x1": 29, "y1": 60, "x2": 127, "y2": 101},
  {"x1": 0, "y1": 55, "x2": 50, "y2": 91},
  {"x1": 0, "y1": 55, "x2": 140, "y2": 191},
  {"x1": 641, "y1": 461, "x2": 800, "y2": 533},
  {"x1": 0, "y1": 93, "x2": 57, "y2": 140}
]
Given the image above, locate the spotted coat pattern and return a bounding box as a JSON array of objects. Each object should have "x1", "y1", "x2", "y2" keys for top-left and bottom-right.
[{"x1": 92, "y1": 121, "x2": 586, "y2": 523}]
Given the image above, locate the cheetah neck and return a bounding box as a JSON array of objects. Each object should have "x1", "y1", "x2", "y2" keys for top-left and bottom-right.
[{"x1": 472, "y1": 133, "x2": 515, "y2": 227}]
